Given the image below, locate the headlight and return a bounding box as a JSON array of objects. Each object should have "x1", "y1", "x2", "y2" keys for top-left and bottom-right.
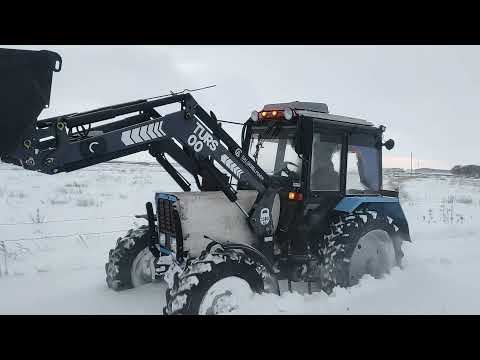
[{"x1": 284, "y1": 107, "x2": 293, "y2": 120}]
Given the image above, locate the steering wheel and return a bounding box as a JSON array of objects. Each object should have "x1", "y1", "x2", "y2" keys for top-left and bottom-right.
[{"x1": 273, "y1": 161, "x2": 300, "y2": 177}]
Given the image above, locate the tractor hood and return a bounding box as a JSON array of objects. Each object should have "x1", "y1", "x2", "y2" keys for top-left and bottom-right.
[
  {"x1": 0, "y1": 48, "x2": 62, "y2": 157},
  {"x1": 156, "y1": 190, "x2": 259, "y2": 258}
]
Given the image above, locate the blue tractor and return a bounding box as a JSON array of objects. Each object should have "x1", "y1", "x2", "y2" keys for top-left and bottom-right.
[{"x1": 0, "y1": 48, "x2": 410, "y2": 315}]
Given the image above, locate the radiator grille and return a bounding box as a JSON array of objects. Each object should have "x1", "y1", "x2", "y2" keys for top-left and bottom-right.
[{"x1": 157, "y1": 198, "x2": 176, "y2": 236}]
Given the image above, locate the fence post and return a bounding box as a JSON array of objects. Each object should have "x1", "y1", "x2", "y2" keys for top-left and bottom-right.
[{"x1": 0, "y1": 241, "x2": 7, "y2": 276}]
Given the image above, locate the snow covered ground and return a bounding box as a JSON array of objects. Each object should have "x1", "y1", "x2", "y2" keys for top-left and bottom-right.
[{"x1": 1, "y1": 162, "x2": 480, "y2": 314}]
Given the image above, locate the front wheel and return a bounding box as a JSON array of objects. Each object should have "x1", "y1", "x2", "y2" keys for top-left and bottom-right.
[
  {"x1": 165, "y1": 249, "x2": 265, "y2": 315},
  {"x1": 105, "y1": 226, "x2": 156, "y2": 291}
]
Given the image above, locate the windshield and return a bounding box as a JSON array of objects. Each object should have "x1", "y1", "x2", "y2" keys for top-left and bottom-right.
[{"x1": 248, "y1": 131, "x2": 302, "y2": 179}]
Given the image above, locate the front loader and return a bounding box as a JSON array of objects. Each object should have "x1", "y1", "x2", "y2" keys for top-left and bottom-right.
[{"x1": 0, "y1": 48, "x2": 411, "y2": 315}]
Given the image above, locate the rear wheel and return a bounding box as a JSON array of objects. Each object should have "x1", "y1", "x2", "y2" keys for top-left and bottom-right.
[
  {"x1": 320, "y1": 208, "x2": 404, "y2": 292},
  {"x1": 105, "y1": 225, "x2": 156, "y2": 291},
  {"x1": 165, "y1": 249, "x2": 265, "y2": 315}
]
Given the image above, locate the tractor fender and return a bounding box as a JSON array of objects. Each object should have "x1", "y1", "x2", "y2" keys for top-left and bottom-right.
[
  {"x1": 206, "y1": 240, "x2": 276, "y2": 275},
  {"x1": 334, "y1": 196, "x2": 411, "y2": 242},
  {"x1": 334, "y1": 196, "x2": 399, "y2": 213}
]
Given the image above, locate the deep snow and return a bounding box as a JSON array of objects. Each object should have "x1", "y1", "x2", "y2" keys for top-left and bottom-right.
[{"x1": 1, "y1": 162, "x2": 480, "y2": 314}]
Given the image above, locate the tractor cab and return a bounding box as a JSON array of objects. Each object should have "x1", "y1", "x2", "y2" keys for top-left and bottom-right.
[
  {"x1": 242, "y1": 101, "x2": 391, "y2": 202},
  {"x1": 240, "y1": 102, "x2": 401, "y2": 282}
]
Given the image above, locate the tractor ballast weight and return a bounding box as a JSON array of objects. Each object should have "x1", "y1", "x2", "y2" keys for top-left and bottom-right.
[{"x1": 0, "y1": 48, "x2": 62, "y2": 157}]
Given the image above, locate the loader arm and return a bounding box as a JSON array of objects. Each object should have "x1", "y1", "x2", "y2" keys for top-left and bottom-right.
[
  {"x1": 3, "y1": 92, "x2": 269, "y2": 195},
  {"x1": 0, "y1": 48, "x2": 277, "y2": 237}
]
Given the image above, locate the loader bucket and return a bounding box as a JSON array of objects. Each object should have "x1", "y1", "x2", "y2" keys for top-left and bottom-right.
[{"x1": 0, "y1": 48, "x2": 62, "y2": 157}]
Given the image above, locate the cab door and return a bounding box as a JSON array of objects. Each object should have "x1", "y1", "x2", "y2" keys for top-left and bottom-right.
[
  {"x1": 306, "y1": 126, "x2": 347, "y2": 202},
  {"x1": 294, "y1": 125, "x2": 347, "y2": 255}
]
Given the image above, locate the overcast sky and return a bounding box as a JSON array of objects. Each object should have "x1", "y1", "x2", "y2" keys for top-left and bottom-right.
[{"x1": 8, "y1": 45, "x2": 480, "y2": 169}]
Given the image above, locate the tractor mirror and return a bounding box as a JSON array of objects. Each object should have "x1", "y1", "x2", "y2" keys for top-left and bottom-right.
[{"x1": 383, "y1": 139, "x2": 395, "y2": 150}]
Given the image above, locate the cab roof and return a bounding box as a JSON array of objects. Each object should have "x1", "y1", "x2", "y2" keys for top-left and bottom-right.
[
  {"x1": 262, "y1": 101, "x2": 329, "y2": 113},
  {"x1": 262, "y1": 101, "x2": 374, "y2": 127},
  {"x1": 307, "y1": 112, "x2": 374, "y2": 127}
]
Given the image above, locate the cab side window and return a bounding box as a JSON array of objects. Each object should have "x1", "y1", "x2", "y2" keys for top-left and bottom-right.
[
  {"x1": 310, "y1": 133, "x2": 342, "y2": 191},
  {"x1": 346, "y1": 135, "x2": 380, "y2": 193}
]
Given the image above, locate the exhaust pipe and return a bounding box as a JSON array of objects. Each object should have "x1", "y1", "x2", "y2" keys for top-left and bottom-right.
[{"x1": 0, "y1": 48, "x2": 62, "y2": 157}]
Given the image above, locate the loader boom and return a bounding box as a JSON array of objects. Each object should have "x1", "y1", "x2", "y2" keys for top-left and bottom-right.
[{"x1": 0, "y1": 49, "x2": 271, "y2": 204}]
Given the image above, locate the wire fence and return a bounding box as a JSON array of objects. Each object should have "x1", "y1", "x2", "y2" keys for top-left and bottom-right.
[
  {"x1": 0, "y1": 215, "x2": 135, "y2": 227},
  {"x1": 0, "y1": 213, "x2": 143, "y2": 244},
  {"x1": 0, "y1": 227, "x2": 133, "y2": 277},
  {"x1": 2, "y1": 229, "x2": 132, "y2": 243}
]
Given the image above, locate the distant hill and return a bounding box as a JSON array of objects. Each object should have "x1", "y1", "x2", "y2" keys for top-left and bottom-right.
[
  {"x1": 415, "y1": 168, "x2": 451, "y2": 174},
  {"x1": 384, "y1": 168, "x2": 451, "y2": 175},
  {"x1": 451, "y1": 165, "x2": 480, "y2": 178},
  {"x1": 384, "y1": 168, "x2": 405, "y2": 172}
]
